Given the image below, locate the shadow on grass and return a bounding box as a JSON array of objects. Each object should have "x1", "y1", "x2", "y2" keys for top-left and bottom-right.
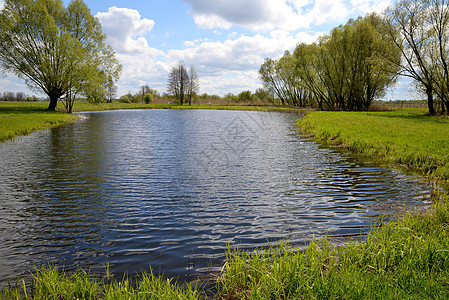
[
  {"x1": 358, "y1": 110, "x2": 449, "y2": 125},
  {"x1": 0, "y1": 102, "x2": 56, "y2": 114}
]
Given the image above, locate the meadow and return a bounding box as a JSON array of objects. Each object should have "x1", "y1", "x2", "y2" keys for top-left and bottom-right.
[
  {"x1": 0, "y1": 102, "x2": 76, "y2": 143},
  {"x1": 297, "y1": 109, "x2": 449, "y2": 183}
]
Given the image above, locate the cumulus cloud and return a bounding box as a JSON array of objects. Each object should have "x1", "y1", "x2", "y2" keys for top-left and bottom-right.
[
  {"x1": 184, "y1": 0, "x2": 390, "y2": 31},
  {"x1": 350, "y1": 0, "x2": 391, "y2": 14},
  {"x1": 96, "y1": 6, "x2": 156, "y2": 54},
  {"x1": 169, "y1": 30, "x2": 313, "y2": 75},
  {"x1": 200, "y1": 71, "x2": 262, "y2": 95}
]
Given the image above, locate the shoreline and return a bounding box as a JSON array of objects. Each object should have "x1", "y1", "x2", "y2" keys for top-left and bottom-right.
[
  {"x1": 2, "y1": 104, "x2": 449, "y2": 298},
  {"x1": 0, "y1": 101, "x2": 305, "y2": 143}
]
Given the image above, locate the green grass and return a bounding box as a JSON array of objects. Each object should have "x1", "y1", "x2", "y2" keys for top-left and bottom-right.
[
  {"x1": 2, "y1": 265, "x2": 200, "y2": 299},
  {"x1": 297, "y1": 109, "x2": 449, "y2": 183},
  {"x1": 217, "y1": 193, "x2": 449, "y2": 299},
  {"x1": 0, "y1": 102, "x2": 76, "y2": 142}
]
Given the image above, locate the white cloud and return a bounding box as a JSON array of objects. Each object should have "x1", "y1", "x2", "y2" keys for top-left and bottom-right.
[
  {"x1": 96, "y1": 6, "x2": 155, "y2": 54},
  {"x1": 200, "y1": 71, "x2": 262, "y2": 95},
  {"x1": 0, "y1": 0, "x2": 4, "y2": 10},
  {"x1": 350, "y1": 0, "x2": 391, "y2": 14},
  {"x1": 95, "y1": 7, "x2": 168, "y2": 96},
  {"x1": 168, "y1": 31, "x2": 302, "y2": 74},
  {"x1": 184, "y1": 0, "x2": 391, "y2": 31}
]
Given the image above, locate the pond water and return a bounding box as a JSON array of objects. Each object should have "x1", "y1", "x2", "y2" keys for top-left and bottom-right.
[{"x1": 0, "y1": 109, "x2": 432, "y2": 284}]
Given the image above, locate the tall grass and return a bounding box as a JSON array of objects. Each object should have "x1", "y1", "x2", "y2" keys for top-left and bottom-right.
[
  {"x1": 1, "y1": 266, "x2": 200, "y2": 299},
  {"x1": 217, "y1": 193, "x2": 449, "y2": 299}
]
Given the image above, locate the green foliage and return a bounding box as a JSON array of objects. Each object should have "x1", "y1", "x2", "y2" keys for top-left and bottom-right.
[
  {"x1": 384, "y1": 0, "x2": 449, "y2": 114},
  {"x1": 0, "y1": 0, "x2": 121, "y2": 112},
  {"x1": 144, "y1": 93, "x2": 153, "y2": 104},
  {"x1": 261, "y1": 14, "x2": 400, "y2": 111},
  {"x1": 237, "y1": 90, "x2": 253, "y2": 102},
  {"x1": 119, "y1": 95, "x2": 131, "y2": 103},
  {"x1": 253, "y1": 88, "x2": 273, "y2": 103}
]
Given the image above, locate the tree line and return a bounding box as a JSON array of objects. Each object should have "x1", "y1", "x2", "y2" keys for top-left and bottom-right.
[
  {"x1": 260, "y1": 0, "x2": 449, "y2": 113},
  {"x1": 0, "y1": 91, "x2": 39, "y2": 101}
]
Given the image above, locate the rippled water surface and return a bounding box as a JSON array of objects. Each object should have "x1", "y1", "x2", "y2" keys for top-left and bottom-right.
[{"x1": 0, "y1": 109, "x2": 431, "y2": 283}]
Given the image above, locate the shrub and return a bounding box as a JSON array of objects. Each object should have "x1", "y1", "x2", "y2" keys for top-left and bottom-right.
[
  {"x1": 144, "y1": 93, "x2": 153, "y2": 104},
  {"x1": 119, "y1": 95, "x2": 130, "y2": 103}
]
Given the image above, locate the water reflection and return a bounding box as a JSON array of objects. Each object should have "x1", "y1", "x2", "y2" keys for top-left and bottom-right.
[{"x1": 0, "y1": 109, "x2": 431, "y2": 284}]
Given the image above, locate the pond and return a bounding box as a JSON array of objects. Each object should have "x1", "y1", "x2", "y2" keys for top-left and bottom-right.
[{"x1": 0, "y1": 109, "x2": 432, "y2": 285}]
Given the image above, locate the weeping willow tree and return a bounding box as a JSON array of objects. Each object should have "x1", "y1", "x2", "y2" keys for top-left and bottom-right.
[{"x1": 260, "y1": 14, "x2": 401, "y2": 111}]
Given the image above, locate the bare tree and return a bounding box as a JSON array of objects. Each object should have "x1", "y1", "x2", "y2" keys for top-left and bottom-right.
[
  {"x1": 105, "y1": 75, "x2": 118, "y2": 103},
  {"x1": 187, "y1": 65, "x2": 200, "y2": 105},
  {"x1": 167, "y1": 61, "x2": 189, "y2": 105},
  {"x1": 384, "y1": 0, "x2": 437, "y2": 114},
  {"x1": 140, "y1": 85, "x2": 151, "y2": 102}
]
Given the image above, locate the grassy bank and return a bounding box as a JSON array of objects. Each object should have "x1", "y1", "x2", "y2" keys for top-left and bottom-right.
[
  {"x1": 0, "y1": 102, "x2": 76, "y2": 142},
  {"x1": 217, "y1": 193, "x2": 449, "y2": 299},
  {"x1": 3, "y1": 193, "x2": 449, "y2": 299},
  {"x1": 298, "y1": 109, "x2": 449, "y2": 183},
  {"x1": 0, "y1": 101, "x2": 303, "y2": 143}
]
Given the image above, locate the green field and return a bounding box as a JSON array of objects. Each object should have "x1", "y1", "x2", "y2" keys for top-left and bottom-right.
[
  {"x1": 298, "y1": 109, "x2": 449, "y2": 183},
  {"x1": 0, "y1": 102, "x2": 76, "y2": 143}
]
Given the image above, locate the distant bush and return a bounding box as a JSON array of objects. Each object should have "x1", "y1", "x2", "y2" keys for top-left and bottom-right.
[
  {"x1": 237, "y1": 90, "x2": 253, "y2": 102},
  {"x1": 119, "y1": 95, "x2": 130, "y2": 103},
  {"x1": 144, "y1": 93, "x2": 153, "y2": 104}
]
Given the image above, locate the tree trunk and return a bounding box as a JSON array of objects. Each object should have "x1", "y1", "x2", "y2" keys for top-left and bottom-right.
[
  {"x1": 426, "y1": 86, "x2": 435, "y2": 115},
  {"x1": 48, "y1": 93, "x2": 59, "y2": 111}
]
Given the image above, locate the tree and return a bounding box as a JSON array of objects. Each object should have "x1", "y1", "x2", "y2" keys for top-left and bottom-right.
[
  {"x1": 167, "y1": 61, "x2": 189, "y2": 105},
  {"x1": 259, "y1": 58, "x2": 287, "y2": 105},
  {"x1": 139, "y1": 85, "x2": 152, "y2": 102},
  {"x1": 384, "y1": 0, "x2": 437, "y2": 114},
  {"x1": 144, "y1": 93, "x2": 153, "y2": 104},
  {"x1": 0, "y1": 0, "x2": 121, "y2": 112},
  {"x1": 187, "y1": 65, "x2": 199, "y2": 106},
  {"x1": 423, "y1": 0, "x2": 449, "y2": 113},
  {"x1": 290, "y1": 15, "x2": 400, "y2": 111},
  {"x1": 105, "y1": 74, "x2": 118, "y2": 102}
]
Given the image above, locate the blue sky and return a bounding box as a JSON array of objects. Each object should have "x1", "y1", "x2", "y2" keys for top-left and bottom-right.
[{"x1": 0, "y1": 0, "x2": 417, "y2": 100}]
